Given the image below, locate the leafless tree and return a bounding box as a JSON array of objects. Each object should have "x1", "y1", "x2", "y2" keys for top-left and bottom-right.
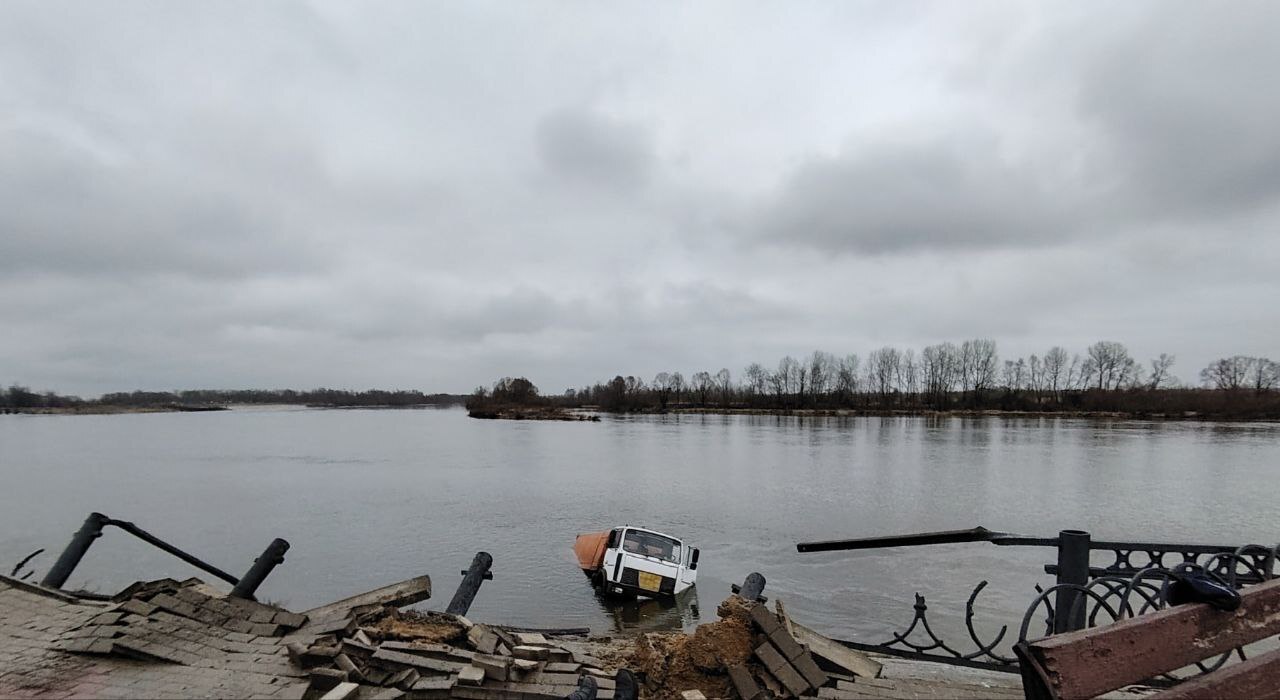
[
  {"x1": 776, "y1": 356, "x2": 799, "y2": 405},
  {"x1": 1250, "y1": 358, "x2": 1280, "y2": 393},
  {"x1": 692, "y1": 371, "x2": 713, "y2": 405},
  {"x1": 1043, "y1": 347, "x2": 1069, "y2": 399},
  {"x1": 653, "y1": 372, "x2": 672, "y2": 408},
  {"x1": 867, "y1": 346, "x2": 901, "y2": 404},
  {"x1": 1148, "y1": 354, "x2": 1176, "y2": 390},
  {"x1": 808, "y1": 351, "x2": 835, "y2": 403},
  {"x1": 670, "y1": 371, "x2": 685, "y2": 405},
  {"x1": 743, "y1": 363, "x2": 767, "y2": 400},
  {"x1": 715, "y1": 368, "x2": 732, "y2": 406},
  {"x1": 1085, "y1": 341, "x2": 1137, "y2": 390}
]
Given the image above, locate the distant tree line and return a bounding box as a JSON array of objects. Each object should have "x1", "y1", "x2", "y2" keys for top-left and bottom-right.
[
  {"x1": 0, "y1": 385, "x2": 467, "y2": 411},
  {"x1": 543, "y1": 341, "x2": 1280, "y2": 418}
]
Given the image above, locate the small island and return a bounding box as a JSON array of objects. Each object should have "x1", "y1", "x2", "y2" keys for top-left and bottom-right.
[{"x1": 466, "y1": 377, "x2": 599, "y2": 421}]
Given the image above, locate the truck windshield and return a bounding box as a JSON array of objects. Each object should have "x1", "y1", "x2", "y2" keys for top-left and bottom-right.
[{"x1": 621, "y1": 530, "x2": 681, "y2": 564}]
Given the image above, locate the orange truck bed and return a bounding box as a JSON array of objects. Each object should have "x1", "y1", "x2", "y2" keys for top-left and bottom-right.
[{"x1": 574, "y1": 530, "x2": 610, "y2": 572}]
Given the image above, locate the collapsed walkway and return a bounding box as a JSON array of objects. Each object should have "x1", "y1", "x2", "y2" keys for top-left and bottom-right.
[{"x1": 0, "y1": 571, "x2": 1027, "y2": 699}]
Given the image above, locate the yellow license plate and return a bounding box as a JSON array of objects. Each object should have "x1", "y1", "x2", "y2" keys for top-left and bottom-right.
[{"x1": 638, "y1": 571, "x2": 662, "y2": 592}]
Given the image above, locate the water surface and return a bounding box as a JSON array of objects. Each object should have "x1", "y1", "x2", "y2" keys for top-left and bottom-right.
[{"x1": 1, "y1": 408, "x2": 1276, "y2": 646}]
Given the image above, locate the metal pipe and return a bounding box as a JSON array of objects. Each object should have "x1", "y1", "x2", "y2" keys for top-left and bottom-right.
[
  {"x1": 40, "y1": 512, "x2": 110, "y2": 589},
  {"x1": 230, "y1": 538, "x2": 290, "y2": 600},
  {"x1": 1054, "y1": 530, "x2": 1091, "y2": 633},
  {"x1": 796, "y1": 526, "x2": 1045, "y2": 553},
  {"x1": 446, "y1": 551, "x2": 493, "y2": 616},
  {"x1": 109, "y1": 519, "x2": 240, "y2": 586}
]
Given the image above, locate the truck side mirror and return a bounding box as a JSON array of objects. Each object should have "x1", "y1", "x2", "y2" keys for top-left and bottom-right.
[
  {"x1": 607, "y1": 529, "x2": 619, "y2": 548},
  {"x1": 689, "y1": 548, "x2": 700, "y2": 570}
]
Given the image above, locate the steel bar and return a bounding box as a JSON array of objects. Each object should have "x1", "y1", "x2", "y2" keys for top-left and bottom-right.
[
  {"x1": 40, "y1": 512, "x2": 110, "y2": 588},
  {"x1": 446, "y1": 551, "x2": 493, "y2": 616},
  {"x1": 230, "y1": 538, "x2": 290, "y2": 600},
  {"x1": 796, "y1": 526, "x2": 1038, "y2": 553},
  {"x1": 1053, "y1": 530, "x2": 1091, "y2": 633},
  {"x1": 108, "y1": 518, "x2": 240, "y2": 585}
]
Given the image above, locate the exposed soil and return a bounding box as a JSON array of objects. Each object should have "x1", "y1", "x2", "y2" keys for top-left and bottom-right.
[
  {"x1": 629, "y1": 596, "x2": 756, "y2": 700},
  {"x1": 365, "y1": 609, "x2": 468, "y2": 645}
]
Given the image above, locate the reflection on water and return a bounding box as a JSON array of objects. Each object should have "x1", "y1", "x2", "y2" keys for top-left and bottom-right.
[
  {"x1": 593, "y1": 586, "x2": 702, "y2": 634},
  {"x1": 1, "y1": 408, "x2": 1277, "y2": 640}
]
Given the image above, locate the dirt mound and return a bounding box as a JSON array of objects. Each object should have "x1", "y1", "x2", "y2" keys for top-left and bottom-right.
[
  {"x1": 629, "y1": 596, "x2": 755, "y2": 699},
  {"x1": 366, "y1": 608, "x2": 468, "y2": 645}
]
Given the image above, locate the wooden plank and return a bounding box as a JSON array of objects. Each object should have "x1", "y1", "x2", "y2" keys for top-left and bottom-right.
[
  {"x1": 792, "y1": 622, "x2": 883, "y2": 679},
  {"x1": 1029, "y1": 578, "x2": 1280, "y2": 700},
  {"x1": 1152, "y1": 648, "x2": 1280, "y2": 700},
  {"x1": 301, "y1": 575, "x2": 432, "y2": 620}
]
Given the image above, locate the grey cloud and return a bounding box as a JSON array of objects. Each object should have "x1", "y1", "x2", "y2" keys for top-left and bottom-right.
[
  {"x1": 534, "y1": 109, "x2": 655, "y2": 190},
  {"x1": 1078, "y1": 4, "x2": 1280, "y2": 221},
  {"x1": 750, "y1": 140, "x2": 1074, "y2": 254}
]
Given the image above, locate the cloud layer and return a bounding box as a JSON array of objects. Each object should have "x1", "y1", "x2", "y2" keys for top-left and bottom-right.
[{"x1": 2, "y1": 1, "x2": 1278, "y2": 395}]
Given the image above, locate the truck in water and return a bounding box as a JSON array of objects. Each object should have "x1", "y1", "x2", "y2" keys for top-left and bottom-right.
[{"x1": 574, "y1": 526, "x2": 699, "y2": 599}]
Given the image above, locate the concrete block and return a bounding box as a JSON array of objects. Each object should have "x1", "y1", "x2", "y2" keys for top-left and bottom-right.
[
  {"x1": 468, "y1": 626, "x2": 501, "y2": 655},
  {"x1": 769, "y1": 627, "x2": 806, "y2": 662},
  {"x1": 512, "y1": 632, "x2": 550, "y2": 646},
  {"x1": 727, "y1": 664, "x2": 763, "y2": 700},
  {"x1": 456, "y1": 664, "x2": 486, "y2": 686},
  {"x1": 511, "y1": 645, "x2": 549, "y2": 661},
  {"x1": 473, "y1": 652, "x2": 511, "y2": 681},
  {"x1": 755, "y1": 642, "x2": 809, "y2": 697},
  {"x1": 681, "y1": 691, "x2": 707, "y2": 700},
  {"x1": 318, "y1": 681, "x2": 359, "y2": 700},
  {"x1": 791, "y1": 653, "x2": 829, "y2": 690},
  {"x1": 749, "y1": 605, "x2": 781, "y2": 636}
]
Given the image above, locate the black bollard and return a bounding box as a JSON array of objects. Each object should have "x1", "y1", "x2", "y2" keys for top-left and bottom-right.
[
  {"x1": 41, "y1": 512, "x2": 111, "y2": 589},
  {"x1": 447, "y1": 551, "x2": 494, "y2": 616},
  {"x1": 1053, "y1": 530, "x2": 1091, "y2": 633},
  {"x1": 230, "y1": 538, "x2": 290, "y2": 600},
  {"x1": 733, "y1": 572, "x2": 767, "y2": 602},
  {"x1": 564, "y1": 674, "x2": 598, "y2": 700}
]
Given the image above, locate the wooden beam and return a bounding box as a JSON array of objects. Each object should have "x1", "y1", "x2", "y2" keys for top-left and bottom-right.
[
  {"x1": 1152, "y1": 648, "x2": 1280, "y2": 700},
  {"x1": 1028, "y1": 578, "x2": 1280, "y2": 700}
]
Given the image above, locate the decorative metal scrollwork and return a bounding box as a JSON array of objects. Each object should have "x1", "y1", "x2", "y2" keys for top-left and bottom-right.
[{"x1": 878, "y1": 580, "x2": 1017, "y2": 666}]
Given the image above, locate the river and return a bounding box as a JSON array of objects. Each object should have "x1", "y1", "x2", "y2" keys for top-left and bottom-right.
[{"x1": 1, "y1": 407, "x2": 1276, "y2": 649}]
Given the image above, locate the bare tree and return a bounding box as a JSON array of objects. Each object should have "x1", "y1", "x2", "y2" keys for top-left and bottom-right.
[
  {"x1": 921, "y1": 342, "x2": 958, "y2": 408},
  {"x1": 776, "y1": 356, "x2": 799, "y2": 405},
  {"x1": 1085, "y1": 341, "x2": 1136, "y2": 390},
  {"x1": 1148, "y1": 354, "x2": 1176, "y2": 390},
  {"x1": 653, "y1": 372, "x2": 672, "y2": 408},
  {"x1": 808, "y1": 351, "x2": 835, "y2": 404},
  {"x1": 1042, "y1": 347, "x2": 1068, "y2": 399},
  {"x1": 743, "y1": 363, "x2": 767, "y2": 401},
  {"x1": 1250, "y1": 358, "x2": 1280, "y2": 393},
  {"x1": 1200, "y1": 356, "x2": 1251, "y2": 390},
  {"x1": 715, "y1": 368, "x2": 732, "y2": 406},
  {"x1": 867, "y1": 347, "x2": 901, "y2": 404},
  {"x1": 670, "y1": 371, "x2": 685, "y2": 405},
  {"x1": 692, "y1": 371, "x2": 713, "y2": 405}
]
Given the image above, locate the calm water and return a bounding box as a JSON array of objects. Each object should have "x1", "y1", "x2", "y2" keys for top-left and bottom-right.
[{"x1": 1, "y1": 408, "x2": 1277, "y2": 646}]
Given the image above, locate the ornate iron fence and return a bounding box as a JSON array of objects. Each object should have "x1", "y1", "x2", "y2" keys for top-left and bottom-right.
[{"x1": 796, "y1": 527, "x2": 1279, "y2": 673}]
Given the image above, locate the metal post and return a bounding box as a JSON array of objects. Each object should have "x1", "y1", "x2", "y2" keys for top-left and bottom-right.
[
  {"x1": 41, "y1": 512, "x2": 110, "y2": 589},
  {"x1": 447, "y1": 551, "x2": 494, "y2": 616},
  {"x1": 230, "y1": 538, "x2": 290, "y2": 600},
  {"x1": 1053, "y1": 530, "x2": 1091, "y2": 633},
  {"x1": 735, "y1": 572, "x2": 767, "y2": 602}
]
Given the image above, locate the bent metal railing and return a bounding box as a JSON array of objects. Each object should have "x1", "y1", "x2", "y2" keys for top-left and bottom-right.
[
  {"x1": 38, "y1": 512, "x2": 289, "y2": 600},
  {"x1": 796, "y1": 527, "x2": 1279, "y2": 673}
]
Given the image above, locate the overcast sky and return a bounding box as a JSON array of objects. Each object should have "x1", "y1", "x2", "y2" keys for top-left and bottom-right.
[{"x1": 2, "y1": 1, "x2": 1278, "y2": 396}]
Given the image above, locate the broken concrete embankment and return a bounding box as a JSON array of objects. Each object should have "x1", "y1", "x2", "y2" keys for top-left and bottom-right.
[{"x1": 1, "y1": 570, "x2": 1023, "y2": 699}]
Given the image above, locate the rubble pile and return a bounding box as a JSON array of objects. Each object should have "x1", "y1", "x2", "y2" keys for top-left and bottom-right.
[
  {"x1": 289, "y1": 609, "x2": 619, "y2": 700},
  {"x1": 629, "y1": 596, "x2": 880, "y2": 700}
]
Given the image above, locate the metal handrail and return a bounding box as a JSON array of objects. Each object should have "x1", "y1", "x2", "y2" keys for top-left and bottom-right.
[{"x1": 39, "y1": 512, "x2": 288, "y2": 600}]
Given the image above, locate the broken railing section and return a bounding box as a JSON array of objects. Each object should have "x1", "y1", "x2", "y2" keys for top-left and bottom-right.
[
  {"x1": 796, "y1": 526, "x2": 1280, "y2": 673},
  {"x1": 731, "y1": 572, "x2": 767, "y2": 603},
  {"x1": 447, "y1": 551, "x2": 495, "y2": 616},
  {"x1": 40, "y1": 511, "x2": 289, "y2": 600}
]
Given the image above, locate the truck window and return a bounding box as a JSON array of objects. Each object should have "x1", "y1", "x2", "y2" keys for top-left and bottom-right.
[{"x1": 621, "y1": 529, "x2": 681, "y2": 564}]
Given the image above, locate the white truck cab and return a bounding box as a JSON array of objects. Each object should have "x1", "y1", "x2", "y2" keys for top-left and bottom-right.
[{"x1": 596, "y1": 526, "x2": 699, "y2": 598}]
